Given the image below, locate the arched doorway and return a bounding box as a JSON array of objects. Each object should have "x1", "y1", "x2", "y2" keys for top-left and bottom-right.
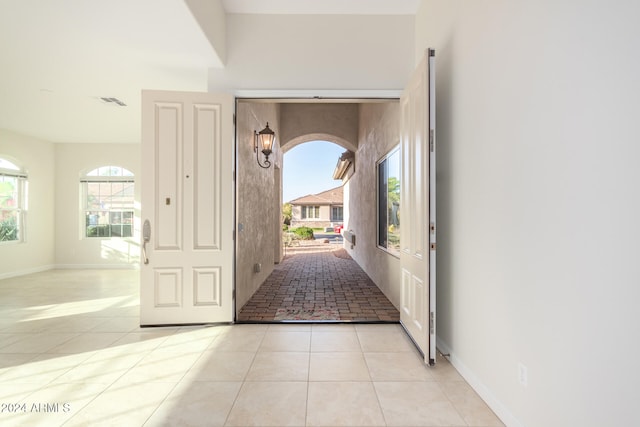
[{"x1": 235, "y1": 100, "x2": 400, "y2": 322}]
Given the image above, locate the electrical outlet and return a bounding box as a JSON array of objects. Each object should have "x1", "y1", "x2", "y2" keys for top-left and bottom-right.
[{"x1": 517, "y1": 362, "x2": 528, "y2": 387}]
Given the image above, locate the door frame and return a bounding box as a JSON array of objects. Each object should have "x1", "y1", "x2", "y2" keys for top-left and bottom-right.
[{"x1": 232, "y1": 92, "x2": 402, "y2": 322}]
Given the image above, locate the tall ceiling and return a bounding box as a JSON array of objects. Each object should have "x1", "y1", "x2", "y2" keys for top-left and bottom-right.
[{"x1": 0, "y1": 0, "x2": 419, "y2": 144}]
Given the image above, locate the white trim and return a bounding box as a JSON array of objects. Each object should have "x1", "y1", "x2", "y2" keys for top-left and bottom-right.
[
  {"x1": 436, "y1": 337, "x2": 523, "y2": 427},
  {"x1": 80, "y1": 178, "x2": 134, "y2": 183},
  {"x1": 55, "y1": 264, "x2": 139, "y2": 270},
  {"x1": 0, "y1": 264, "x2": 54, "y2": 280},
  {"x1": 0, "y1": 170, "x2": 28, "y2": 179},
  {"x1": 1, "y1": 264, "x2": 138, "y2": 279},
  {"x1": 428, "y1": 50, "x2": 437, "y2": 363},
  {"x1": 234, "y1": 89, "x2": 402, "y2": 100}
]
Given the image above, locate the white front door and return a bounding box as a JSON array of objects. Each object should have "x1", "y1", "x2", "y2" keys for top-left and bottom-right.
[
  {"x1": 140, "y1": 90, "x2": 234, "y2": 325},
  {"x1": 400, "y1": 49, "x2": 436, "y2": 364}
]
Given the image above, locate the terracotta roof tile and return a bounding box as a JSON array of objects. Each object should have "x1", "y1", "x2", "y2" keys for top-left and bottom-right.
[{"x1": 289, "y1": 185, "x2": 343, "y2": 205}]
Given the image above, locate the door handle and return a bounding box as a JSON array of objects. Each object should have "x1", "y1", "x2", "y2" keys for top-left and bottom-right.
[{"x1": 142, "y1": 219, "x2": 151, "y2": 265}]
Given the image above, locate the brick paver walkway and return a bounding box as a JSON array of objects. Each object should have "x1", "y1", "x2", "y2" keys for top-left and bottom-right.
[{"x1": 237, "y1": 243, "x2": 400, "y2": 322}]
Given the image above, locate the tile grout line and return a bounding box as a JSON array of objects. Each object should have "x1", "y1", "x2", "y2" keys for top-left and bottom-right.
[
  {"x1": 304, "y1": 329, "x2": 311, "y2": 427},
  {"x1": 221, "y1": 327, "x2": 267, "y2": 427},
  {"x1": 61, "y1": 327, "x2": 182, "y2": 426}
]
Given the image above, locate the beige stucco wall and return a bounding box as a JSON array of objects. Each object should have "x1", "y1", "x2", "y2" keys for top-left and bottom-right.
[
  {"x1": 280, "y1": 104, "x2": 359, "y2": 153},
  {"x1": 236, "y1": 101, "x2": 282, "y2": 314},
  {"x1": 290, "y1": 204, "x2": 342, "y2": 229},
  {"x1": 344, "y1": 102, "x2": 401, "y2": 308},
  {"x1": 0, "y1": 129, "x2": 55, "y2": 278}
]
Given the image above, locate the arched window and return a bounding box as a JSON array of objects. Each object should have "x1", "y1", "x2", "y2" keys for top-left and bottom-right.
[
  {"x1": 81, "y1": 166, "x2": 134, "y2": 238},
  {"x1": 0, "y1": 157, "x2": 27, "y2": 243}
]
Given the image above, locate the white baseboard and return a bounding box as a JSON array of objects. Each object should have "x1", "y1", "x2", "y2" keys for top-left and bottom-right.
[
  {"x1": 55, "y1": 264, "x2": 139, "y2": 270},
  {"x1": 0, "y1": 264, "x2": 54, "y2": 280},
  {"x1": 436, "y1": 337, "x2": 523, "y2": 427}
]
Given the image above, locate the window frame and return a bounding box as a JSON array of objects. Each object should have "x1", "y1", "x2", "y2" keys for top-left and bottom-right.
[
  {"x1": 376, "y1": 146, "x2": 401, "y2": 257},
  {"x1": 301, "y1": 205, "x2": 320, "y2": 220},
  {"x1": 81, "y1": 166, "x2": 135, "y2": 239},
  {"x1": 0, "y1": 159, "x2": 27, "y2": 244},
  {"x1": 331, "y1": 205, "x2": 344, "y2": 222}
]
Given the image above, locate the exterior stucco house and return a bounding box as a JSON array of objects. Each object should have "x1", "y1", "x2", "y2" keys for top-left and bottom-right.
[{"x1": 289, "y1": 186, "x2": 343, "y2": 229}]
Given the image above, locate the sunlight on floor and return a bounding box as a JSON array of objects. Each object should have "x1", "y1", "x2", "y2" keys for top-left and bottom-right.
[
  {"x1": 0, "y1": 270, "x2": 504, "y2": 427},
  {"x1": 21, "y1": 296, "x2": 134, "y2": 321}
]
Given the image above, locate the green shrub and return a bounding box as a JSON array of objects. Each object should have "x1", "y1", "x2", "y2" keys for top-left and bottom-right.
[
  {"x1": 86, "y1": 225, "x2": 110, "y2": 237},
  {"x1": 282, "y1": 224, "x2": 289, "y2": 231},
  {"x1": 292, "y1": 226, "x2": 314, "y2": 240},
  {"x1": 0, "y1": 216, "x2": 18, "y2": 241}
]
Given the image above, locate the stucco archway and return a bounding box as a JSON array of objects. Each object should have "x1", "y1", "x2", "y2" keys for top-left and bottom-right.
[
  {"x1": 281, "y1": 133, "x2": 356, "y2": 154},
  {"x1": 278, "y1": 103, "x2": 359, "y2": 154}
]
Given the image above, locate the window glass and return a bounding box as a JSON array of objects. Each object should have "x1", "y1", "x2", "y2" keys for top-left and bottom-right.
[
  {"x1": 302, "y1": 205, "x2": 320, "y2": 219},
  {"x1": 331, "y1": 206, "x2": 343, "y2": 221},
  {"x1": 377, "y1": 147, "x2": 400, "y2": 255},
  {"x1": 0, "y1": 158, "x2": 27, "y2": 243},
  {"x1": 82, "y1": 166, "x2": 134, "y2": 238},
  {"x1": 0, "y1": 159, "x2": 20, "y2": 171}
]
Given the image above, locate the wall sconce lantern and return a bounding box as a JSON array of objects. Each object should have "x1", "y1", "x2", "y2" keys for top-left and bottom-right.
[{"x1": 254, "y1": 122, "x2": 275, "y2": 169}]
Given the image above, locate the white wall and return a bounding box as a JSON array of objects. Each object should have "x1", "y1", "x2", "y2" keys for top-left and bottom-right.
[
  {"x1": 416, "y1": 1, "x2": 640, "y2": 426},
  {"x1": 184, "y1": 0, "x2": 226, "y2": 65},
  {"x1": 54, "y1": 143, "x2": 140, "y2": 268},
  {"x1": 0, "y1": 130, "x2": 55, "y2": 278},
  {"x1": 209, "y1": 14, "x2": 415, "y2": 91}
]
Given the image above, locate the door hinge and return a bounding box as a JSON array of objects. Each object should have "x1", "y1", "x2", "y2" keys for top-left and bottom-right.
[
  {"x1": 429, "y1": 311, "x2": 435, "y2": 335},
  {"x1": 233, "y1": 113, "x2": 236, "y2": 126},
  {"x1": 430, "y1": 222, "x2": 435, "y2": 235},
  {"x1": 429, "y1": 129, "x2": 435, "y2": 152},
  {"x1": 233, "y1": 170, "x2": 236, "y2": 181},
  {"x1": 232, "y1": 230, "x2": 236, "y2": 240}
]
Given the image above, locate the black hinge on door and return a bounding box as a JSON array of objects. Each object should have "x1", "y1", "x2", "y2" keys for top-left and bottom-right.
[
  {"x1": 429, "y1": 129, "x2": 435, "y2": 152},
  {"x1": 429, "y1": 311, "x2": 435, "y2": 335},
  {"x1": 233, "y1": 113, "x2": 236, "y2": 126}
]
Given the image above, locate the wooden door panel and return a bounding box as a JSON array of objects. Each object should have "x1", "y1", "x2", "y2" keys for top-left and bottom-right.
[
  {"x1": 400, "y1": 49, "x2": 436, "y2": 364},
  {"x1": 141, "y1": 90, "x2": 234, "y2": 326}
]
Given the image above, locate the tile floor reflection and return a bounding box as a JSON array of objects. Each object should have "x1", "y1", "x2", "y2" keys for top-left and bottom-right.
[{"x1": 0, "y1": 269, "x2": 504, "y2": 426}]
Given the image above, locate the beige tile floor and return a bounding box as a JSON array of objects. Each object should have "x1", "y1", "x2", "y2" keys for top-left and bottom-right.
[{"x1": 0, "y1": 270, "x2": 504, "y2": 427}]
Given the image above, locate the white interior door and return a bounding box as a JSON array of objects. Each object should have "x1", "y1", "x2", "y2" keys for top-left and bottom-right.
[
  {"x1": 400, "y1": 49, "x2": 436, "y2": 364},
  {"x1": 140, "y1": 90, "x2": 234, "y2": 325}
]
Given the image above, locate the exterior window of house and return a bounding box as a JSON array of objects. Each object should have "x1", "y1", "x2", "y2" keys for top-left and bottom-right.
[
  {"x1": 377, "y1": 146, "x2": 400, "y2": 255},
  {"x1": 0, "y1": 158, "x2": 27, "y2": 243},
  {"x1": 331, "y1": 206, "x2": 343, "y2": 222},
  {"x1": 82, "y1": 166, "x2": 134, "y2": 238},
  {"x1": 301, "y1": 205, "x2": 320, "y2": 219}
]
